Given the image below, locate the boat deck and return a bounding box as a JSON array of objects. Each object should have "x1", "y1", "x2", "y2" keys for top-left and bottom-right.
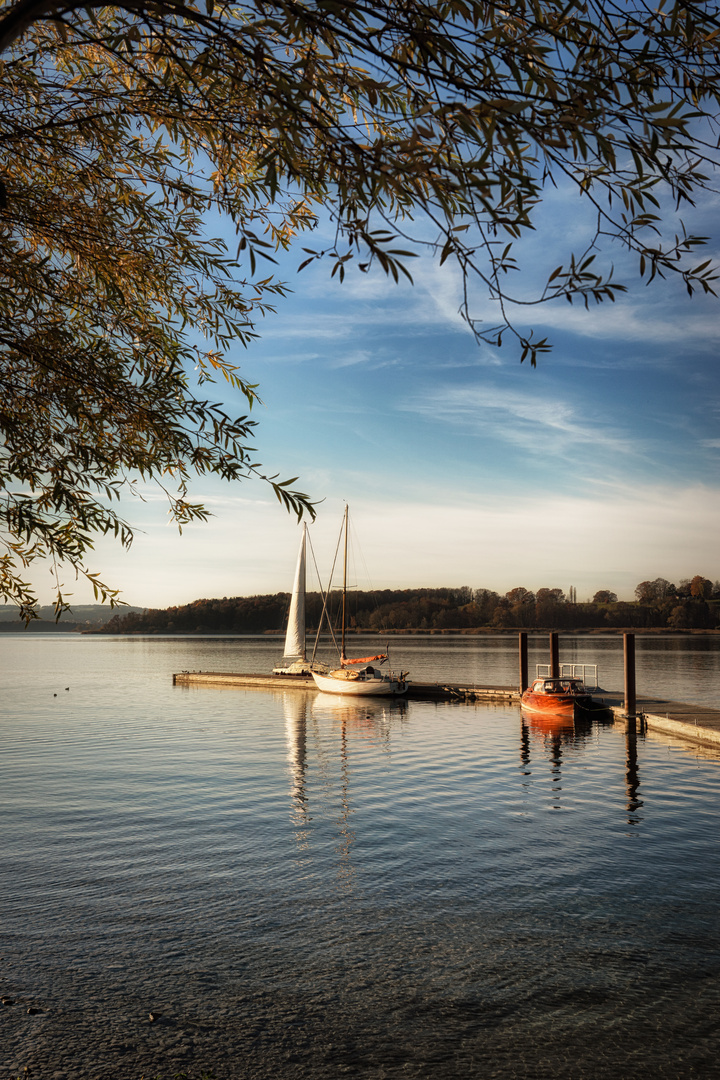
[{"x1": 172, "y1": 672, "x2": 720, "y2": 749}]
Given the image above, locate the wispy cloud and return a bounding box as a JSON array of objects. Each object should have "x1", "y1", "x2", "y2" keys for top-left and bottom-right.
[
  {"x1": 502, "y1": 294, "x2": 720, "y2": 348},
  {"x1": 399, "y1": 383, "x2": 637, "y2": 461}
]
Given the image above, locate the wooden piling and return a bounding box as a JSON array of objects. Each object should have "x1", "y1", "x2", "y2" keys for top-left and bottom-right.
[
  {"x1": 549, "y1": 632, "x2": 559, "y2": 678},
  {"x1": 519, "y1": 632, "x2": 528, "y2": 692},
  {"x1": 624, "y1": 632, "x2": 636, "y2": 718}
]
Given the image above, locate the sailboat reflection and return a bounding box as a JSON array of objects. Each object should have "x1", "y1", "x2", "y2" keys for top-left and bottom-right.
[
  {"x1": 282, "y1": 689, "x2": 408, "y2": 890},
  {"x1": 313, "y1": 692, "x2": 408, "y2": 732},
  {"x1": 282, "y1": 691, "x2": 312, "y2": 847},
  {"x1": 313, "y1": 694, "x2": 408, "y2": 889}
]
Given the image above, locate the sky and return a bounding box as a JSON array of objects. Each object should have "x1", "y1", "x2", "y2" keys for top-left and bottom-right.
[{"x1": 29, "y1": 172, "x2": 720, "y2": 611}]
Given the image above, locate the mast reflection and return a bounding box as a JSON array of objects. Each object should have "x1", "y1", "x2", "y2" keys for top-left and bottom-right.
[
  {"x1": 312, "y1": 694, "x2": 408, "y2": 891},
  {"x1": 284, "y1": 690, "x2": 408, "y2": 891},
  {"x1": 336, "y1": 712, "x2": 355, "y2": 890},
  {"x1": 282, "y1": 691, "x2": 311, "y2": 848}
]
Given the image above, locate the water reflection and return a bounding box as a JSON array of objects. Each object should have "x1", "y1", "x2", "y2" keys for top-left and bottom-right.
[
  {"x1": 283, "y1": 691, "x2": 410, "y2": 891},
  {"x1": 521, "y1": 710, "x2": 628, "y2": 814},
  {"x1": 5, "y1": 636, "x2": 720, "y2": 1080},
  {"x1": 521, "y1": 710, "x2": 595, "y2": 743},
  {"x1": 283, "y1": 692, "x2": 311, "y2": 846},
  {"x1": 523, "y1": 711, "x2": 575, "y2": 738},
  {"x1": 292, "y1": 692, "x2": 647, "y2": 867},
  {"x1": 312, "y1": 691, "x2": 408, "y2": 735},
  {"x1": 311, "y1": 695, "x2": 408, "y2": 892},
  {"x1": 335, "y1": 714, "x2": 355, "y2": 890},
  {"x1": 625, "y1": 722, "x2": 644, "y2": 823},
  {"x1": 519, "y1": 719, "x2": 531, "y2": 778}
]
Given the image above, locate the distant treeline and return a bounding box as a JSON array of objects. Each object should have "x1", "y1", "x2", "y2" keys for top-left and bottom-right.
[
  {"x1": 99, "y1": 577, "x2": 720, "y2": 634},
  {"x1": 0, "y1": 603, "x2": 145, "y2": 631}
]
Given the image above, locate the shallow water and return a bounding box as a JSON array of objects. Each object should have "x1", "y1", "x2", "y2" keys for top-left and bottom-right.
[{"x1": 1, "y1": 634, "x2": 719, "y2": 1079}]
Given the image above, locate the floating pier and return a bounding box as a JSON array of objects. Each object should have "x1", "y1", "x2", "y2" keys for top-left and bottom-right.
[
  {"x1": 605, "y1": 694, "x2": 720, "y2": 750},
  {"x1": 172, "y1": 670, "x2": 519, "y2": 702},
  {"x1": 173, "y1": 668, "x2": 720, "y2": 751}
]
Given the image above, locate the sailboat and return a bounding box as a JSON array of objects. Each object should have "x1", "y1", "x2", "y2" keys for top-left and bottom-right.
[
  {"x1": 273, "y1": 524, "x2": 329, "y2": 676},
  {"x1": 310, "y1": 507, "x2": 409, "y2": 697}
]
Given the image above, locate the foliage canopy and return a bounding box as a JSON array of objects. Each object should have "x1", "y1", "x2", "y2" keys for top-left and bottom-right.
[{"x1": 1, "y1": 0, "x2": 719, "y2": 617}]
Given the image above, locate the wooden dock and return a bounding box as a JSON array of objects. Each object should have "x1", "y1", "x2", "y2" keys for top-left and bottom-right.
[
  {"x1": 173, "y1": 671, "x2": 317, "y2": 691},
  {"x1": 601, "y1": 693, "x2": 720, "y2": 750},
  {"x1": 172, "y1": 671, "x2": 519, "y2": 702},
  {"x1": 172, "y1": 672, "x2": 719, "y2": 750}
]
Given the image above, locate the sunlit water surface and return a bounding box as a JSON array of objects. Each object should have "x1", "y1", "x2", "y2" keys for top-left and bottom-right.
[{"x1": 1, "y1": 634, "x2": 719, "y2": 1079}]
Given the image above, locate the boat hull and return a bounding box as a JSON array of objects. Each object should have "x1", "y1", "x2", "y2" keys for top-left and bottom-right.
[
  {"x1": 311, "y1": 671, "x2": 407, "y2": 696},
  {"x1": 521, "y1": 691, "x2": 592, "y2": 717}
]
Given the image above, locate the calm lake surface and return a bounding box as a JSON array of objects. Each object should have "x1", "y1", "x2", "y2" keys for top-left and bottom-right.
[{"x1": 1, "y1": 633, "x2": 719, "y2": 1079}]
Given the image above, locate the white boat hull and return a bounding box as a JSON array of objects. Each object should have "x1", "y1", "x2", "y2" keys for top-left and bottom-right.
[{"x1": 311, "y1": 671, "x2": 407, "y2": 696}]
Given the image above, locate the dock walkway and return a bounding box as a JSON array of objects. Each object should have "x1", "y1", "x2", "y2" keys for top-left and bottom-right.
[
  {"x1": 602, "y1": 693, "x2": 720, "y2": 749},
  {"x1": 172, "y1": 671, "x2": 719, "y2": 750},
  {"x1": 172, "y1": 671, "x2": 518, "y2": 701}
]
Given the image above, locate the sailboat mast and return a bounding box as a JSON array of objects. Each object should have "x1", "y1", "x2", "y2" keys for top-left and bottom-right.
[
  {"x1": 341, "y1": 505, "x2": 348, "y2": 662},
  {"x1": 300, "y1": 521, "x2": 307, "y2": 660}
]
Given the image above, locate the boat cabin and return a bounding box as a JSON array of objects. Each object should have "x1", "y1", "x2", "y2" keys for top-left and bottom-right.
[
  {"x1": 329, "y1": 665, "x2": 387, "y2": 682},
  {"x1": 530, "y1": 677, "x2": 586, "y2": 695}
]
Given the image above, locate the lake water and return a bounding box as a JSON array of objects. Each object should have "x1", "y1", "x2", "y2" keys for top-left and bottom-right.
[{"x1": 1, "y1": 633, "x2": 719, "y2": 1079}]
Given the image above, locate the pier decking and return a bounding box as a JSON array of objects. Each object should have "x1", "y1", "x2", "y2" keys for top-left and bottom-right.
[
  {"x1": 604, "y1": 694, "x2": 720, "y2": 749},
  {"x1": 172, "y1": 671, "x2": 720, "y2": 750},
  {"x1": 172, "y1": 671, "x2": 519, "y2": 701}
]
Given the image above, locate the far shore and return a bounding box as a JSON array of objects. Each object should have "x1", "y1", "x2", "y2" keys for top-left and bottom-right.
[
  {"x1": 80, "y1": 625, "x2": 720, "y2": 636},
  {"x1": 2, "y1": 622, "x2": 719, "y2": 636}
]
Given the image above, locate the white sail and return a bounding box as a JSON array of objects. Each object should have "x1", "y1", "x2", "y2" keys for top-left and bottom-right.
[{"x1": 283, "y1": 524, "x2": 306, "y2": 660}]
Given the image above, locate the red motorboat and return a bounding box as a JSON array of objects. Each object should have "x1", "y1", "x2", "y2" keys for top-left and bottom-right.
[{"x1": 521, "y1": 677, "x2": 593, "y2": 717}]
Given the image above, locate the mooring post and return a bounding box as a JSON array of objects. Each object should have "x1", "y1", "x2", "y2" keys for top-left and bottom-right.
[
  {"x1": 624, "y1": 632, "x2": 636, "y2": 719},
  {"x1": 549, "y1": 632, "x2": 559, "y2": 678},
  {"x1": 519, "y1": 632, "x2": 528, "y2": 692}
]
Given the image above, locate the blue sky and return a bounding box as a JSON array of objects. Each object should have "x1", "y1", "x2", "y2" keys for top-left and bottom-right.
[{"x1": 32, "y1": 176, "x2": 720, "y2": 611}]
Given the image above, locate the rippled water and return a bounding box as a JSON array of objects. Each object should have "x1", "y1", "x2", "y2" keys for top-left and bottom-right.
[{"x1": 1, "y1": 634, "x2": 719, "y2": 1079}]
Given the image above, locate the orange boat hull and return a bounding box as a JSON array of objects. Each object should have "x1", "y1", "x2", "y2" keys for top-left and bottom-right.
[{"x1": 521, "y1": 691, "x2": 591, "y2": 717}]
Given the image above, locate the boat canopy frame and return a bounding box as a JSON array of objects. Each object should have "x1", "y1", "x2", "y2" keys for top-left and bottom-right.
[{"x1": 535, "y1": 662, "x2": 599, "y2": 690}]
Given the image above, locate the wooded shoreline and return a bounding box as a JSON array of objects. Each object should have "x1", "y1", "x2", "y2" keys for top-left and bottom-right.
[
  {"x1": 3, "y1": 581, "x2": 717, "y2": 634},
  {"x1": 85, "y1": 625, "x2": 720, "y2": 637},
  {"x1": 93, "y1": 583, "x2": 720, "y2": 636}
]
